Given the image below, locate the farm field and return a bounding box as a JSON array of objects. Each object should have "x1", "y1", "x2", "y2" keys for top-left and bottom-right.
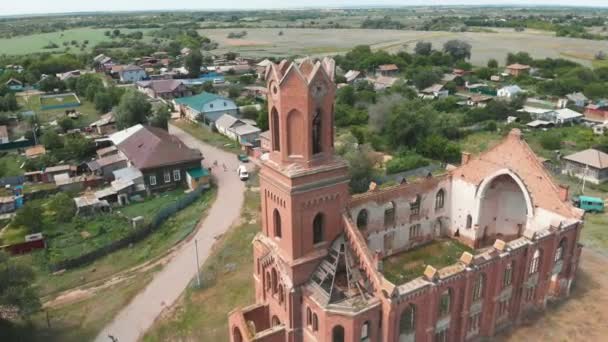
[
  {"x1": 0, "y1": 28, "x2": 155, "y2": 55},
  {"x1": 202, "y1": 28, "x2": 608, "y2": 66}
]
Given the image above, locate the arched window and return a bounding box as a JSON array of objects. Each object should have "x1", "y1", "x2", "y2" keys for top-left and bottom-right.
[
  {"x1": 435, "y1": 189, "x2": 445, "y2": 210},
  {"x1": 273, "y1": 209, "x2": 282, "y2": 238},
  {"x1": 439, "y1": 289, "x2": 452, "y2": 317},
  {"x1": 384, "y1": 201, "x2": 395, "y2": 227},
  {"x1": 313, "y1": 213, "x2": 324, "y2": 244},
  {"x1": 233, "y1": 326, "x2": 243, "y2": 342},
  {"x1": 271, "y1": 268, "x2": 278, "y2": 293},
  {"x1": 410, "y1": 195, "x2": 421, "y2": 215},
  {"x1": 530, "y1": 249, "x2": 541, "y2": 274},
  {"x1": 360, "y1": 321, "x2": 370, "y2": 341},
  {"x1": 265, "y1": 271, "x2": 271, "y2": 291},
  {"x1": 312, "y1": 314, "x2": 319, "y2": 331},
  {"x1": 555, "y1": 238, "x2": 567, "y2": 262},
  {"x1": 312, "y1": 109, "x2": 322, "y2": 154},
  {"x1": 332, "y1": 325, "x2": 345, "y2": 342},
  {"x1": 466, "y1": 215, "x2": 473, "y2": 229},
  {"x1": 271, "y1": 107, "x2": 280, "y2": 151},
  {"x1": 472, "y1": 274, "x2": 485, "y2": 301},
  {"x1": 356, "y1": 209, "x2": 368, "y2": 230},
  {"x1": 306, "y1": 307, "x2": 312, "y2": 327},
  {"x1": 271, "y1": 315, "x2": 281, "y2": 327},
  {"x1": 503, "y1": 261, "x2": 514, "y2": 288},
  {"x1": 278, "y1": 285, "x2": 284, "y2": 303},
  {"x1": 399, "y1": 304, "x2": 416, "y2": 337}
]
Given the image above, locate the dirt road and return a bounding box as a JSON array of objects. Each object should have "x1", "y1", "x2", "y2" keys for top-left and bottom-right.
[{"x1": 95, "y1": 123, "x2": 246, "y2": 342}]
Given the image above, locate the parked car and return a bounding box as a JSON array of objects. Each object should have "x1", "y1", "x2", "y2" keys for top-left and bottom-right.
[{"x1": 237, "y1": 165, "x2": 249, "y2": 181}]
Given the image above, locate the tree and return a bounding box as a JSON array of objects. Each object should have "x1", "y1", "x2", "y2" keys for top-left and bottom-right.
[
  {"x1": 12, "y1": 201, "x2": 44, "y2": 233},
  {"x1": 184, "y1": 50, "x2": 203, "y2": 78},
  {"x1": 94, "y1": 91, "x2": 114, "y2": 113},
  {"x1": 475, "y1": 67, "x2": 494, "y2": 80},
  {"x1": 115, "y1": 90, "x2": 152, "y2": 129},
  {"x1": 487, "y1": 58, "x2": 498, "y2": 68},
  {"x1": 343, "y1": 145, "x2": 377, "y2": 194},
  {"x1": 113, "y1": 29, "x2": 121, "y2": 37},
  {"x1": 228, "y1": 86, "x2": 241, "y2": 99},
  {"x1": 46, "y1": 192, "x2": 76, "y2": 223},
  {"x1": 418, "y1": 134, "x2": 461, "y2": 162},
  {"x1": 443, "y1": 40, "x2": 472, "y2": 60},
  {"x1": 411, "y1": 69, "x2": 441, "y2": 90},
  {"x1": 63, "y1": 133, "x2": 95, "y2": 160},
  {"x1": 540, "y1": 132, "x2": 562, "y2": 150},
  {"x1": 0, "y1": 251, "x2": 41, "y2": 319},
  {"x1": 58, "y1": 117, "x2": 75, "y2": 132},
  {"x1": 336, "y1": 85, "x2": 356, "y2": 106},
  {"x1": 38, "y1": 75, "x2": 66, "y2": 92},
  {"x1": 583, "y1": 83, "x2": 608, "y2": 99},
  {"x1": 386, "y1": 100, "x2": 439, "y2": 148},
  {"x1": 414, "y1": 41, "x2": 432, "y2": 56},
  {"x1": 150, "y1": 105, "x2": 171, "y2": 130},
  {"x1": 40, "y1": 129, "x2": 63, "y2": 150}
]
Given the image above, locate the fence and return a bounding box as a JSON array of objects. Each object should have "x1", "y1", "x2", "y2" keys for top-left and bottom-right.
[
  {"x1": 39, "y1": 93, "x2": 81, "y2": 111},
  {"x1": 49, "y1": 186, "x2": 207, "y2": 271},
  {"x1": 0, "y1": 139, "x2": 34, "y2": 151}
]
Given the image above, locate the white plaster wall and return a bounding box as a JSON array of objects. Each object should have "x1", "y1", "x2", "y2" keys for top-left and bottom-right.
[
  {"x1": 478, "y1": 176, "x2": 527, "y2": 238},
  {"x1": 449, "y1": 178, "x2": 478, "y2": 242}
]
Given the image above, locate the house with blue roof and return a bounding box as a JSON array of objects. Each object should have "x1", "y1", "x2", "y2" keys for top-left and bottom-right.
[{"x1": 173, "y1": 92, "x2": 238, "y2": 125}]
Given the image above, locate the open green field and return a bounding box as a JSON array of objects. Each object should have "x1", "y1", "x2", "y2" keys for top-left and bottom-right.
[
  {"x1": 0, "y1": 28, "x2": 155, "y2": 55},
  {"x1": 39, "y1": 93, "x2": 80, "y2": 108},
  {"x1": 0, "y1": 152, "x2": 25, "y2": 178},
  {"x1": 17, "y1": 92, "x2": 99, "y2": 126},
  {"x1": 202, "y1": 27, "x2": 608, "y2": 67}
]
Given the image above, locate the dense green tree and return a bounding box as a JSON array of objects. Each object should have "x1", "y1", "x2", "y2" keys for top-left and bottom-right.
[
  {"x1": 411, "y1": 69, "x2": 441, "y2": 90},
  {"x1": 38, "y1": 75, "x2": 66, "y2": 92},
  {"x1": 46, "y1": 192, "x2": 76, "y2": 223},
  {"x1": 40, "y1": 129, "x2": 63, "y2": 150},
  {"x1": 184, "y1": 50, "x2": 203, "y2": 78},
  {"x1": 343, "y1": 145, "x2": 377, "y2": 194},
  {"x1": 115, "y1": 90, "x2": 152, "y2": 129},
  {"x1": 150, "y1": 105, "x2": 171, "y2": 130},
  {"x1": 0, "y1": 251, "x2": 41, "y2": 319},
  {"x1": 475, "y1": 67, "x2": 494, "y2": 80},
  {"x1": 94, "y1": 91, "x2": 114, "y2": 113},
  {"x1": 443, "y1": 40, "x2": 472, "y2": 60},
  {"x1": 63, "y1": 133, "x2": 95, "y2": 160},
  {"x1": 12, "y1": 201, "x2": 44, "y2": 233},
  {"x1": 414, "y1": 41, "x2": 433, "y2": 56},
  {"x1": 58, "y1": 117, "x2": 75, "y2": 132},
  {"x1": 386, "y1": 100, "x2": 439, "y2": 148},
  {"x1": 540, "y1": 132, "x2": 562, "y2": 150},
  {"x1": 336, "y1": 85, "x2": 356, "y2": 106},
  {"x1": 583, "y1": 83, "x2": 608, "y2": 99},
  {"x1": 418, "y1": 135, "x2": 461, "y2": 162},
  {"x1": 487, "y1": 58, "x2": 499, "y2": 68}
]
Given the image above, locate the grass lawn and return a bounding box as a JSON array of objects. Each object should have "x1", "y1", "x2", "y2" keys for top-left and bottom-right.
[
  {"x1": 458, "y1": 130, "x2": 504, "y2": 154},
  {"x1": 172, "y1": 119, "x2": 241, "y2": 154},
  {"x1": 39, "y1": 93, "x2": 80, "y2": 108},
  {"x1": 0, "y1": 152, "x2": 25, "y2": 178},
  {"x1": 143, "y1": 175, "x2": 260, "y2": 342},
  {"x1": 18, "y1": 93, "x2": 100, "y2": 127},
  {"x1": 0, "y1": 28, "x2": 156, "y2": 55},
  {"x1": 0, "y1": 268, "x2": 157, "y2": 342},
  {"x1": 382, "y1": 239, "x2": 473, "y2": 285},
  {"x1": 8, "y1": 188, "x2": 216, "y2": 298},
  {"x1": 581, "y1": 212, "x2": 608, "y2": 256}
]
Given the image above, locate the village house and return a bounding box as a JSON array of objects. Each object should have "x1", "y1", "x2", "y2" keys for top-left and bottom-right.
[
  {"x1": 562, "y1": 148, "x2": 608, "y2": 184},
  {"x1": 497, "y1": 85, "x2": 524, "y2": 99},
  {"x1": 118, "y1": 65, "x2": 147, "y2": 83},
  {"x1": 24, "y1": 145, "x2": 46, "y2": 159},
  {"x1": 532, "y1": 108, "x2": 583, "y2": 125},
  {"x1": 505, "y1": 63, "x2": 531, "y2": 76},
  {"x1": 566, "y1": 92, "x2": 588, "y2": 107},
  {"x1": 0, "y1": 196, "x2": 16, "y2": 214},
  {"x1": 135, "y1": 79, "x2": 190, "y2": 99},
  {"x1": 87, "y1": 153, "x2": 128, "y2": 180},
  {"x1": 584, "y1": 102, "x2": 608, "y2": 123},
  {"x1": 5, "y1": 78, "x2": 23, "y2": 91},
  {"x1": 461, "y1": 94, "x2": 493, "y2": 108},
  {"x1": 370, "y1": 76, "x2": 398, "y2": 91},
  {"x1": 0, "y1": 125, "x2": 8, "y2": 144},
  {"x1": 227, "y1": 58, "x2": 584, "y2": 342},
  {"x1": 114, "y1": 125, "x2": 204, "y2": 192},
  {"x1": 173, "y1": 92, "x2": 238, "y2": 125},
  {"x1": 96, "y1": 145, "x2": 118, "y2": 158},
  {"x1": 256, "y1": 59, "x2": 273, "y2": 80},
  {"x1": 215, "y1": 114, "x2": 261, "y2": 145},
  {"x1": 344, "y1": 70, "x2": 364, "y2": 84},
  {"x1": 43, "y1": 164, "x2": 76, "y2": 183},
  {"x1": 57, "y1": 69, "x2": 82, "y2": 81},
  {"x1": 376, "y1": 64, "x2": 399, "y2": 77},
  {"x1": 89, "y1": 112, "x2": 117, "y2": 136},
  {"x1": 242, "y1": 86, "x2": 268, "y2": 100},
  {"x1": 420, "y1": 83, "x2": 449, "y2": 99}
]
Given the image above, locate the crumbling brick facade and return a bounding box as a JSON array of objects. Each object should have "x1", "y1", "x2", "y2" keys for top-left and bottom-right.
[{"x1": 228, "y1": 58, "x2": 584, "y2": 342}]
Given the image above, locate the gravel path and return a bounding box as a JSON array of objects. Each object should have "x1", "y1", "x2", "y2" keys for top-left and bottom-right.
[{"x1": 95, "y1": 122, "x2": 246, "y2": 342}]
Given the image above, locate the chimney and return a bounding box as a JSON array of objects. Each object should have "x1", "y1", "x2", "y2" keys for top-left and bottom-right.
[
  {"x1": 558, "y1": 184, "x2": 569, "y2": 202},
  {"x1": 461, "y1": 152, "x2": 471, "y2": 165}
]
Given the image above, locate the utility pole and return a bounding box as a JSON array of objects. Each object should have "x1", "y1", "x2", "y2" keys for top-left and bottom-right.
[
  {"x1": 194, "y1": 239, "x2": 201, "y2": 288},
  {"x1": 582, "y1": 165, "x2": 588, "y2": 194}
]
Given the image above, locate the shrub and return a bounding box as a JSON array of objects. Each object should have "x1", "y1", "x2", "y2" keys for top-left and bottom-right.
[{"x1": 386, "y1": 153, "x2": 429, "y2": 174}]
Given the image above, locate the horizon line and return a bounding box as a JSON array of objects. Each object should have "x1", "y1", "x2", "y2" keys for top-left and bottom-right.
[{"x1": 2, "y1": 4, "x2": 608, "y2": 19}]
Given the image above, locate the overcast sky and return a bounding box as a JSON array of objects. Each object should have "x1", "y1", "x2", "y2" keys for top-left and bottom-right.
[{"x1": 1, "y1": 1, "x2": 607, "y2": 16}]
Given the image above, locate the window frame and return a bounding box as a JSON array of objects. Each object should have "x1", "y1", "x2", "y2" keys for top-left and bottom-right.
[
  {"x1": 164, "y1": 170, "x2": 171, "y2": 183},
  {"x1": 173, "y1": 169, "x2": 181, "y2": 181},
  {"x1": 149, "y1": 175, "x2": 157, "y2": 186}
]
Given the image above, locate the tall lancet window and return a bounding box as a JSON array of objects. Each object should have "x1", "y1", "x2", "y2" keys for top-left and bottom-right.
[{"x1": 312, "y1": 109, "x2": 322, "y2": 154}]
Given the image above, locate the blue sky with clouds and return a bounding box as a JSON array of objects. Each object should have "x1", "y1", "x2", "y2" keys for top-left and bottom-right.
[{"x1": 1, "y1": 1, "x2": 607, "y2": 15}]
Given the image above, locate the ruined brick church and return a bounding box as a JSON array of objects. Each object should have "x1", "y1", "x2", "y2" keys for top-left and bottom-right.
[{"x1": 228, "y1": 57, "x2": 584, "y2": 342}]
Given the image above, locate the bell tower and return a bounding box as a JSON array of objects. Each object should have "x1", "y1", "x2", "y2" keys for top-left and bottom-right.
[{"x1": 259, "y1": 57, "x2": 350, "y2": 284}]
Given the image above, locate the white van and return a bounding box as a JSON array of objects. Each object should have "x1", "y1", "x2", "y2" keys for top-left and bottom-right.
[{"x1": 237, "y1": 165, "x2": 249, "y2": 181}]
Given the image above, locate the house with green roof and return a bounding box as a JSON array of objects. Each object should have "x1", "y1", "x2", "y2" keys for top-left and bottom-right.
[{"x1": 173, "y1": 92, "x2": 237, "y2": 125}]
